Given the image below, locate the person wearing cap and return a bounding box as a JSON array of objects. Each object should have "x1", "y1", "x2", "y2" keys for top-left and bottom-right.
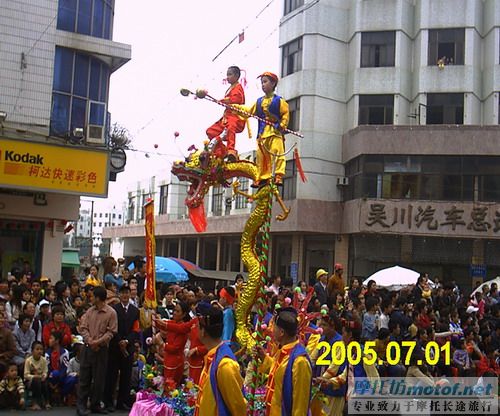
[
  {"x1": 256, "y1": 307, "x2": 312, "y2": 415},
  {"x1": 233, "y1": 71, "x2": 289, "y2": 187},
  {"x1": 194, "y1": 304, "x2": 246, "y2": 416},
  {"x1": 206, "y1": 65, "x2": 247, "y2": 162},
  {"x1": 313, "y1": 269, "x2": 329, "y2": 306},
  {"x1": 327, "y1": 264, "x2": 344, "y2": 307}
]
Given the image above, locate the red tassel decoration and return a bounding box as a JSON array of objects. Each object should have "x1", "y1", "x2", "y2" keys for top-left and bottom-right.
[{"x1": 294, "y1": 148, "x2": 307, "y2": 182}]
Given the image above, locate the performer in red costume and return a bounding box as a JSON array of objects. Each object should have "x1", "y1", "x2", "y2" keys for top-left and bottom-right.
[
  {"x1": 206, "y1": 65, "x2": 246, "y2": 162},
  {"x1": 153, "y1": 301, "x2": 191, "y2": 387},
  {"x1": 186, "y1": 316, "x2": 208, "y2": 385}
]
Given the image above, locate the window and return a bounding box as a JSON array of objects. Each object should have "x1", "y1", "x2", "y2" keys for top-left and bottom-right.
[
  {"x1": 428, "y1": 28, "x2": 465, "y2": 66},
  {"x1": 57, "y1": 0, "x2": 114, "y2": 40},
  {"x1": 426, "y1": 93, "x2": 463, "y2": 124},
  {"x1": 282, "y1": 37, "x2": 302, "y2": 77},
  {"x1": 288, "y1": 98, "x2": 300, "y2": 132},
  {"x1": 118, "y1": 214, "x2": 122, "y2": 219},
  {"x1": 235, "y1": 178, "x2": 249, "y2": 209},
  {"x1": 127, "y1": 198, "x2": 134, "y2": 223},
  {"x1": 104, "y1": 213, "x2": 108, "y2": 218},
  {"x1": 281, "y1": 160, "x2": 297, "y2": 200},
  {"x1": 93, "y1": 213, "x2": 97, "y2": 217},
  {"x1": 284, "y1": 0, "x2": 304, "y2": 15},
  {"x1": 159, "y1": 185, "x2": 169, "y2": 215},
  {"x1": 112, "y1": 223, "x2": 115, "y2": 226},
  {"x1": 99, "y1": 213, "x2": 102, "y2": 218},
  {"x1": 112, "y1": 214, "x2": 116, "y2": 219},
  {"x1": 358, "y1": 95, "x2": 394, "y2": 125},
  {"x1": 361, "y1": 31, "x2": 395, "y2": 67},
  {"x1": 98, "y1": 222, "x2": 102, "y2": 227},
  {"x1": 212, "y1": 186, "x2": 223, "y2": 216},
  {"x1": 140, "y1": 194, "x2": 149, "y2": 220},
  {"x1": 50, "y1": 47, "x2": 110, "y2": 138},
  {"x1": 93, "y1": 222, "x2": 96, "y2": 227}
]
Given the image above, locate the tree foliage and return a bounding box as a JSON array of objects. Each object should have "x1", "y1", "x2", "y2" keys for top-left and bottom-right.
[{"x1": 109, "y1": 122, "x2": 132, "y2": 149}]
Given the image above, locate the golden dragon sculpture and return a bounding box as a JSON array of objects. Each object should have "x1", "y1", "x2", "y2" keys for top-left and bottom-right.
[{"x1": 171, "y1": 140, "x2": 290, "y2": 350}]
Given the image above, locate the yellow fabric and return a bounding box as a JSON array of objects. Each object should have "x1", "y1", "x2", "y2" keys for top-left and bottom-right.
[
  {"x1": 195, "y1": 344, "x2": 246, "y2": 416},
  {"x1": 259, "y1": 340, "x2": 312, "y2": 416},
  {"x1": 234, "y1": 93, "x2": 289, "y2": 182},
  {"x1": 85, "y1": 275, "x2": 101, "y2": 287}
]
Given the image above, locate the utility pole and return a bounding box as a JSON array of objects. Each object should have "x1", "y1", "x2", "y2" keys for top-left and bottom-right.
[{"x1": 89, "y1": 200, "x2": 94, "y2": 262}]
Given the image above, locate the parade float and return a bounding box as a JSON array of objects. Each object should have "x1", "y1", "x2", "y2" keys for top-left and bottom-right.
[{"x1": 131, "y1": 80, "x2": 326, "y2": 415}]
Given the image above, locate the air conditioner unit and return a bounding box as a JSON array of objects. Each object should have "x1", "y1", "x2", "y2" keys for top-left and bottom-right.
[
  {"x1": 337, "y1": 177, "x2": 349, "y2": 186},
  {"x1": 86, "y1": 101, "x2": 106, "y2": 145}
]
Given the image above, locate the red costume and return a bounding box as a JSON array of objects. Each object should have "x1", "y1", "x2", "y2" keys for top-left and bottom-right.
[
  {"x1": 156, "y1": 319, "x2": 191, "y2": 386},
  {"x1": 187, "y1": 318, "x2": 208, "y2": 385},
  {"x1": 206, "y1": 82, "x2": 246, "y2": 156},
  {"x1": 42, "y1": 321, "x2": 72, "y2": 348}
]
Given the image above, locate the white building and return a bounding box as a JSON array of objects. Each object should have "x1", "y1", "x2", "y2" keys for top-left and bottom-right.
[
  {"x1": 106, "y1": 0, "x2": 500, "y2": 288},
  {"x1": 0, "y1": 0, "x2": 130, "y2": 280}
]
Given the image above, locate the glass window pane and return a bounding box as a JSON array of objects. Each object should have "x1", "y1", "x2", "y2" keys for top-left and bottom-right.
[
  {"x1": 50, "y1": 93, "x2": 71, "y2": 136},
  {"x1": 89, "y1": 102, "x2": 105, "y2": 125},
  {"x1": 92, "y1": 0, "x2": 104, "y2": 38},
  {"x1": 77, "y1": 0, "x2": 92, "y2": 35},
  {"x1": 53, "y1": 47, "x2": 74, "y2": 93},
  {"x1": 89, "y1": 59, "x2": 101, "y2": 100},
  {"x1": 73, "y1": 53, "x2": 89, "y2": 97},
  {"x1": 100, "y1": 67, "x2": 109, "y2": 102},
  {"x1": 57, "y1": 0, "x2": 77, "y2": 32},
  {"x1": 103, "y1": 3, "x2": 112, "y2": 39},
  {"x1": 71, "y1": 97, "x2": 87, "y2": 131}
]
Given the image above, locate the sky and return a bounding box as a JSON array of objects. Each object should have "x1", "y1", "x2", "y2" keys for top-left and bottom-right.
[{"x1": 95, "y1": 0, "x2": 282, "y2": 210}]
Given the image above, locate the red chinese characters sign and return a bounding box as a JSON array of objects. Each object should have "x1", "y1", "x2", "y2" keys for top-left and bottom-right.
[
  {"x1": 144, "y1": 200, "x2": 157, "y2": 309},
  {"x1": 0, "y1": 138, "x2": 108, "y2": 197}
]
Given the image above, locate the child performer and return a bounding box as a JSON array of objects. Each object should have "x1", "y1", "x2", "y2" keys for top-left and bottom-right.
[
  {"x1": 24, "y1": 341, "x2": 49, "y2": 410},
  {"x1": 0, "y1": 362, "x2": 25, "y2": 410},
  {"x1": 153, "y1": 301, "x2": 191, "y2": 387},
  {"x1": 206, "y1": 65, "x2": 246, "y2": 162},
  {"x1": 234, "y1": 71, "x2": 289, "y2": 187}
]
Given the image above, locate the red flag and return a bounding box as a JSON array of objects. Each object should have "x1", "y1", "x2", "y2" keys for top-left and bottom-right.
[
  {"x1": 144, "y1": 200, "x2": 157, "y2": 309},
  {"x1": 294, "y1": 148, "x2": 307, "y2": 182}
]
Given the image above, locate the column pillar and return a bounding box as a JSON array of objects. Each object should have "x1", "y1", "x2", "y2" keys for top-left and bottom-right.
[{"x1": 216, "y1": 236, "x2": 221, "y2": 270}]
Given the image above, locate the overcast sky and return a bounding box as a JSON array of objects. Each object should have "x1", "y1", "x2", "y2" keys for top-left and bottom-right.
[{"x1": 96, "y1": 0, "x2": 281, "y2": 209}]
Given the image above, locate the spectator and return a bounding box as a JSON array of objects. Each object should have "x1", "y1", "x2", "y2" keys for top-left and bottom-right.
[
  {"x1": 267, "y1": 275, "x2": 281, "y2": 296},
  {"x1": 361, "y1": 297, "x2": 379, "y2": 341},
  {"x1": 46, "y1": 331, "x2": 72, "y2": 403},
  {"x1": 104, "y1": 285, "x2": 140, "y2": 412},
  {"x1": 0, "y1": 311, "x2": 16, "y2": 378},
  {"x1": 12, "y1": 314, "x2": 35, "y2": 367},
  {"x1": 0, "y1": 362, "x2": 25, "y2": 409},
  {"x1": 43, "y1": 305, "x2": 72, "y2": 348},
  {"x1": 77, "y1": 286, "x2": 118, "y2": 415},
  {"x1": 24, "y1": 340, "x2": 49, "y2": 410},
  {"x1": 103, "y1": 256, "x2": 123, "y2": 290},
  {"x1": 327, "y1": 264, "x2": 344, "y2": 305},
  {"x1": 219, "y1": 286, "x2": 236, "y2": 342},
  {"x1": 20, "y1": 301, "x2": 42, "y2": 342},
  {"x1": 55, "y1": 281, "x2": 78, "y2": 330},
  {"x1": 313, "y1": 269, "x2": 328, "y2": 306}
]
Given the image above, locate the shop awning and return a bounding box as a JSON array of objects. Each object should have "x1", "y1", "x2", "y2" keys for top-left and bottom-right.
[
  {"x1": 61, "y1": 250, "x2": 81, "y2": 268},
  {"x1": 188, "y1": 269, "x2": 247, "y2": 282}
]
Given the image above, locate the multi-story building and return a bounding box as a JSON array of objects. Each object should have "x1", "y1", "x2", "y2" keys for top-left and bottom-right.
[
  {"x1": 106, "y1": 0, "x2": 500, "y2": 289},
  {"x1": 0, "y1": 1, "x2": 130, "y2": 279}
]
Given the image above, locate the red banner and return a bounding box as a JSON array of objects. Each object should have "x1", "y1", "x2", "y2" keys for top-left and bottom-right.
[{"x1": 144, "y1": 199, "x2": 157, "y2": 308}]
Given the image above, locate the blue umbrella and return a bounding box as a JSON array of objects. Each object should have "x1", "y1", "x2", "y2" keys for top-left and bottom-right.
[{"x1": 154, "y1": 256, "x2": 188, "y2": 283}]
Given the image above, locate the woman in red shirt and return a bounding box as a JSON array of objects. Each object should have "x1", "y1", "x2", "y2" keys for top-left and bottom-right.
[
  {"x1": 42, "y1": 305, "x2": 72, "y2": 348},
  {"x1": 186, "y1": 317, "x2": 207, "y2": 385},
  {"x1": 154, "y1": 301, "x2": 191, "y2": 387}
]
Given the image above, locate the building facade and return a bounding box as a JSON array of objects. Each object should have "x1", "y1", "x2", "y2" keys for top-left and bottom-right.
[
  {"x1": 0, "y1": 0, "x2": 130, "y2": 280},
  {"x1": 105, "y1": 0, "x2": 500, "y2": 289}
]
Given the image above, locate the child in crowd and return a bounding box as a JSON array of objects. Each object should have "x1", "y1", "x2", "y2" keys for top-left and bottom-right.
[
  {"x1": 24, "y1": 341, "x2": 49, "y2": 410},
  {"x1": 130, "y1": 348, "x2": 145, "y2": 394},
  {"x1": 0, "y1": 362, "x2": 25, "y2": 409},
  {"x1": 160, "y1": 287, "x2": 176, "y2": 320},
  {"x1": 45, "y1": 331, "x2": 70, "y2": 404},
  {"x1": 361, "y1": 297, "x2": 379, "y2": 340},
  {"x1": 453, "y1": 338, "x2": 474, "y2": 376},
  {"x1": 66, "y1": 341, "x2": 82, "y2": 405}
]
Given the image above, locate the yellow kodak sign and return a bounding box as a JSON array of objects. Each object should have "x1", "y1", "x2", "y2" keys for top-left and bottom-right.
[{"x1": 0, "y1": 138, "x2": 109, "y2": 197}]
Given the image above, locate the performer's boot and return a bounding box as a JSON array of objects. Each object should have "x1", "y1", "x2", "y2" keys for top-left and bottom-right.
[
  {"x1": 274, "y1": 174, "x2": 283, "y2": 187},
  {"x1": 226, "y1": 149, "x2": 238, "y2": 163}
]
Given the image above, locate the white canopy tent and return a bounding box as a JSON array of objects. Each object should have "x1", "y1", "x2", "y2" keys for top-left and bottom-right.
[{"x1": 363, "y1": 265, "x2": 430, "y2": 291}]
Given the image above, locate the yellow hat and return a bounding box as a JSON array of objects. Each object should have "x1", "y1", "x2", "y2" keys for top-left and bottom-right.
[{"x1": 316, "y1": 269, "x2": 328, "y2": 279}]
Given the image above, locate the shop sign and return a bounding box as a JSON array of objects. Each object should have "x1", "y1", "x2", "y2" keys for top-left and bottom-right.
[
  {"x1": 470, "y1": 264, "x2": 486, "y2": 278},
  {"x1": 0, "y1": 138, "x2": 109, "y2": 197},
  {"x1": 290, "y1": 262, "x2": 298, "y2": 284},
  {"x1": 360, "y1": 199, "x2": 500, "y2": 238}
]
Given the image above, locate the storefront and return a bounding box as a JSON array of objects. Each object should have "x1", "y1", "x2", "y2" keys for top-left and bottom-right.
[{"x1": 0, "y1": 138, "x2": 109, "y2": 280}]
